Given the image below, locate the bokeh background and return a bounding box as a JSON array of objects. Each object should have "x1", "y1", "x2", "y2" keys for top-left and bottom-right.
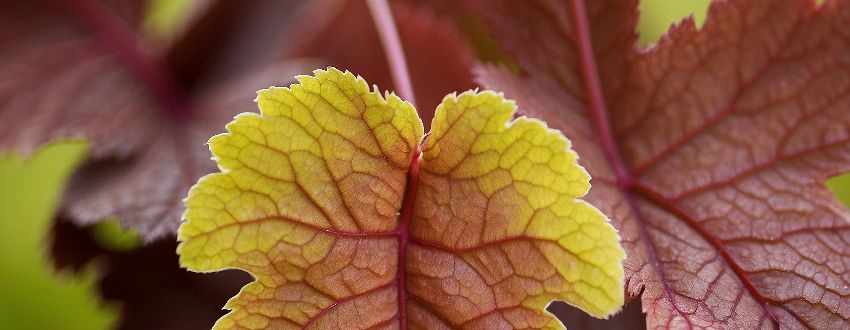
[{"x1": 1, "y1": 0, "x2": 847, "y2": 329}]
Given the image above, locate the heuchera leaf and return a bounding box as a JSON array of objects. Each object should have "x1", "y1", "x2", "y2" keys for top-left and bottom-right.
[
  {"x1": 0, "y1": 0, "x2": 312, "y2": 240},
  {"x1": 177, "y1": 68, "x2": 625, "y2": 329},
  {"x1": 473, "y1": 0, "x2": 850, "y2": 328}
]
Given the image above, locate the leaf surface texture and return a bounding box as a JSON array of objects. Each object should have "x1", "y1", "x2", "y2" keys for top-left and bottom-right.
[
  {"x1": 474, "y1": 0, "x2": 850, "y2": 328},
  {"x1": 178, "y1": 68, "x2": 624, "y2": 329}
]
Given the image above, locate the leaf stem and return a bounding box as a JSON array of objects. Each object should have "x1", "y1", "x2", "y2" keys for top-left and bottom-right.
[
  {"x1": 366, "y1": 0, "x2": 417, "y2": 106},
  {"x1": 395, "y1": 148, "x2": 421, "y2": 330},
  {"x1": 65, "y1": 0, "x2": 192, "y2": 119},
  {"x1": 568, "y1": 0, "x2": 631, "y2": 186}
]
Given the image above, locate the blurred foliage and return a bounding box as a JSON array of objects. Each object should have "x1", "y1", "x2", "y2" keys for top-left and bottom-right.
[
  {"x1": 0, "y1": 1, "x2": 846, "y2": 329},
  {"x1": 637, "y1": 0, "x2": 711, "y2": 45},
  {"x1": 91, "y1": 219, "x2": 143, "y2": 252},
  {"x1": 142, "y1": 0, "x2": 197, "y2": 40},
  {"x1": 0, "y1": 142, "x2": 116, "y2": 329},
  {"x1": 827, "y1": 174, "x2": 850, "y2": 207}
]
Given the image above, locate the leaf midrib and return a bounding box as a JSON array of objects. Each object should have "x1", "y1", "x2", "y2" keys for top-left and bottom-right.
[
  {"x1": 394, "y1": 148, "x2": 421, "y2": 330},
  {"x1": 566, "y1": 0, "x2": 779, "y2": 326}
]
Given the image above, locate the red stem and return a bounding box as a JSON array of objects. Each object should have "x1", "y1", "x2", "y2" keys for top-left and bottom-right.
[
  {"x1": 65, "y1": 0, "x2": 192, "y2": 119},
  {"x1": 568, "y1": 0, "x2": 632, "y2": 187},
  {"x1": 366, "y1": 0, "x2": 417, "y2": 106},
  {"x1": 395, "y1": 148, "x2": 421, "y2": 330}
]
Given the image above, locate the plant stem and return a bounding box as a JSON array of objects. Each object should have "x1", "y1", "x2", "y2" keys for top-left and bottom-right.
[
  {"x1": 366, "y1": 0, "x2": 417, "y2": 106},
  {"x1": 394, "y1": 148, "x2": 421, "y2": 330},
  {"x1": 66, "y1": 0, "x2": 192, "y2": 119}
]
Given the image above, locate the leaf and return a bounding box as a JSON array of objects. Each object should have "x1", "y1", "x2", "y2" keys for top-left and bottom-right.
[
  {"x1": 473, "y1": 0, "x2": 850, "y2": 328},
  {"x1": 177, "y1": 68, "x2": 625, "y2": 329},
  {"x1": 0, "y1": 0, "x2": 314, "y2": 240},
  {"x1": 828, "y1": 173, "x2": 850, "y2": 208},
  {"x1": 0, "y1": 143, "x2": 116, "y2": 329}
]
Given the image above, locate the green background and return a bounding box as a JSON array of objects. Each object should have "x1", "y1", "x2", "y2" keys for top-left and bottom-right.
[{"x1": 1, "y1": 1, "x2": 847, "y2": 329}]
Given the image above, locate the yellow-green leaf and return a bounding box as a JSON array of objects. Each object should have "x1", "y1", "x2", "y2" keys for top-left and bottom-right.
[{"x1": 177, "y1": 68, "x2": 624, "y2": 329}]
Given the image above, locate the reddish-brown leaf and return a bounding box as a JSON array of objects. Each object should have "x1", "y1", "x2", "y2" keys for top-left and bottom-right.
[
  {"x1": 475, "y1": 0, "x2": 850, "y2": 328},
  {"x1": 0, "y1": 0, "x2": 313, "y2": 240}
]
